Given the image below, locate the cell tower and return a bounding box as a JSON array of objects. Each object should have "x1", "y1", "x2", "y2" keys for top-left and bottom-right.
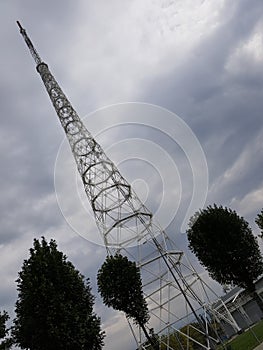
[{"x1": 17, "y1": 22, "x2": 239, "y2": 349}]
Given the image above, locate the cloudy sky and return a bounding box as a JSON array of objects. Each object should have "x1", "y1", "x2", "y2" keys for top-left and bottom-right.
[{"x1": 1, "y1": 1, "x2": 263, "y2": 349}]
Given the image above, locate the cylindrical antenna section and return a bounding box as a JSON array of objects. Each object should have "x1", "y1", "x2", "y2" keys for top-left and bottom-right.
[{"x1": 16, "y1": 20, "x2": 42, "y2": 66}]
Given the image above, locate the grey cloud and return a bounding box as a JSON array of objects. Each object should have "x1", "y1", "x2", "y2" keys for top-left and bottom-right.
[
  {"x1": 1, "y1": 1, "x2": 263, "y2": 349},
  {"x1": 142, "y1": 1, "x2": 263, "y2": 211}
]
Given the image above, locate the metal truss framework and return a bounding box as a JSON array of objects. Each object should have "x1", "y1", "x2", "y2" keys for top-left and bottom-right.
[{"x1": 17, "y1": 22, "x2": 240, "y2": 349}]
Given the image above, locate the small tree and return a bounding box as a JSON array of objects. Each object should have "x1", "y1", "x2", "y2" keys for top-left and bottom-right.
[
  {"x1": 0, "y1": 311, "x2": 12, "y2": 349},
  {"x1": 187, "y1": 205, "x2": 263, "y2": 311},
  {"x1": 97, "y1": 254, "x2": 157, "y2": 349},
  {"x1": 12, "y1": 237, "x2": 104, "y2": 350},
  {"x1": 255, "y1": 209, "x2": 263, "y2": 238}
]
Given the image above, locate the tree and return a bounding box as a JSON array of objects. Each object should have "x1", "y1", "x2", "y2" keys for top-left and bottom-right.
[
  {"x1": 97, "y1": 254, "x2": 157, "y2": 349},
  {"x1": 12, "y1": 237, "x2": 104, "y2": 350},
  {"x1": 255, "y1": 209, "x2": 263, "y2": 237},
  {"x1": 187, "y1": 205, "x2": 263, "y2": 311},
  {"x1": 0, "y1": 310, "x2": 12, "y2": 349}
]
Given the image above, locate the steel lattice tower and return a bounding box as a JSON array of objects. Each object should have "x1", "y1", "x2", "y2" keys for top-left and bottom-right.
[{"x1": 17, "y1": 22, "x2": 240, "y2": 350}]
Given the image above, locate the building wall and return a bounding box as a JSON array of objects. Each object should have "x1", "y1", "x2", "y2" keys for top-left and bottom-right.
[{"x1": 243, "y1": 299, "x2": 263, "y2": 324}]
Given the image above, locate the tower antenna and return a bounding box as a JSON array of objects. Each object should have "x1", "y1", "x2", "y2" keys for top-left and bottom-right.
[
  {"x1": 17, "y1": 22, "x2": 240, "y2": 349},
  {"x1": 17, "y1": 21, "x2": 42, "y2": 65}
]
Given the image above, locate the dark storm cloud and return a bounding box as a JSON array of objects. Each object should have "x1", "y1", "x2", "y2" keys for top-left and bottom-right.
[
  {"x1": 143, "y1": 1, "x2": 263, "y2": 125},
  {"x1": 142, "y1": 0, "x2": 263, "y2": 217}
]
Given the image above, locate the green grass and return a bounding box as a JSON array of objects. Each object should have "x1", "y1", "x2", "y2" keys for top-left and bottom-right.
[{"x1": 217, "y1": 319, "x2": 263, "y2": 350}]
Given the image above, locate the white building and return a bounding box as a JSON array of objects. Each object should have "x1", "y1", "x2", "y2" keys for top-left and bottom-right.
[{"x1": 213, "y1": 278, "x2": 263, "y2": 338}]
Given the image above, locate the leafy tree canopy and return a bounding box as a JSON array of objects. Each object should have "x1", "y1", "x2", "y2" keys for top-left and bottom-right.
[
  {"x1": 256, "y1": 208, "x2": 263, "y2": 237},
  {"x1": 97, "y1": 253, "x2": 149, "y2": 325},
  {"x1": 0, "y1": 311, "x2": 8, "y2": 341},
  {"x1": 187, "y1": 205, "x2": 263, "y2": 292},
  {"x1": 12, "y1": 237, "x2": 104, "y2": 350},
  {"x1": 97, "y1": 254, "x2": 158, "y2": 348},
  {"x1": 0, "y1": 310, "x2": 12, "y2": 349}
]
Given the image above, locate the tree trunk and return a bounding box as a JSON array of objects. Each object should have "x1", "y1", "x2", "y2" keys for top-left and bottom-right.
[{"x1": 140, "y1": 323, "x2": 159, "y2": 350}]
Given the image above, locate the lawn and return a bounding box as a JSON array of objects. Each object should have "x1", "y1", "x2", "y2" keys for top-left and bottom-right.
[{"x1": 217, "y1": 319, "x2": 263, "y2": 350}]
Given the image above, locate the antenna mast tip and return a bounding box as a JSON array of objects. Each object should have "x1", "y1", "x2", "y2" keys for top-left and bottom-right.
[{"x1": 16, "y1": 21, "x2": 23, "y2": 30}]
